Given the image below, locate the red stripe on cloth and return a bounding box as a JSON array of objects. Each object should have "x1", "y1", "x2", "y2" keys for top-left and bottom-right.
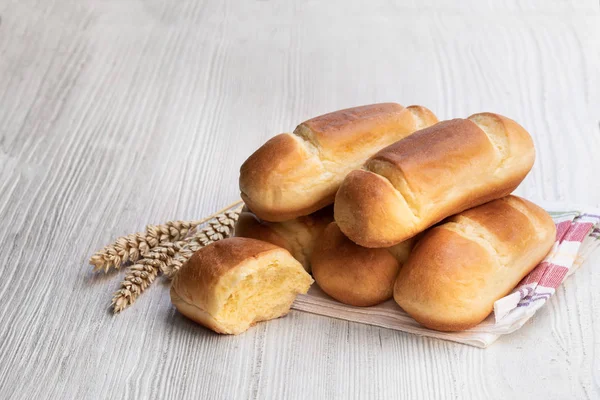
[
  {"x1": 562, "y1": 222, "x2": 594, "y2": 243},
  {"x1": 516, "y1": 219, "x2": 587, "y2": 290},
  {"x1": 538, "y1": 264, "x2": 569, "y2": 288},
  {"x1": 555, "y1": 221, "x2": 572, "y2": 242},
  {"x1": 522, "y1": 261, "x2": 549, "y2": 285}
]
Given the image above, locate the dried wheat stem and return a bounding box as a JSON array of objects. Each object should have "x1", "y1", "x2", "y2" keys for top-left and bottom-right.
[
  {"x1": 110, "y1": 205, "x2": 242, "y2": 312},
  {"x1": 91, "y1": 200, "x2": 243, "y2": 273},
  {"x1": 90, "y1": 220, "x2": 202, "y2": 273},
  {"x1": 164, "y1": 209, "x2": 241, "y2": 278}
]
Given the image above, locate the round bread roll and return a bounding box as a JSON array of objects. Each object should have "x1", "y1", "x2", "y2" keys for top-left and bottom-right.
[
  {"x1": 234, "y1": 206, "x2": 333, "y2": 272},
  {"x1": 311, "y1": 222, "x2": 414, "y2": 307},
  {"x1": 170, "y1": 238, "x2": 313, "y2": 335}
]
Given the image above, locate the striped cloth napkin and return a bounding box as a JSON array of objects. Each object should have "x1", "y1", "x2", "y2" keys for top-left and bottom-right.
[{"x1": 292, "y1": 202, "x2": 600, "y2": 348}]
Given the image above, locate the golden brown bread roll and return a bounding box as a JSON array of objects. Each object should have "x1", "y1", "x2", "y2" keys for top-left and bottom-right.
[
  {"x1": 234, "y1": 206, "x2": 333, "y2": 272},
  {"x1": 240, "y1": 103, "x2": 438, "y2": 222},
  {"x1": 334, "y1": 113, "x2": 535, "y2": 247},
  {"x1": 170, "y1": 238, "x2": 313, "y2": 334},
  {"x1": 311, "y1": 222, "x2": 414, "y2": 307},
  {"x1": 393, "y1": 196, "x2": 556, "y2": 331}
]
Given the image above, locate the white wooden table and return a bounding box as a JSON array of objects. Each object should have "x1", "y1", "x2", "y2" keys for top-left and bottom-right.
[{"x1": 1, "y1": 1, "x2": 599, "y2": 398}]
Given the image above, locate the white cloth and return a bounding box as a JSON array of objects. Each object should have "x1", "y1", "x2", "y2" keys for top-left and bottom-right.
[{"x1": 292, "y1": 202, "x2": 600, "y2": 348}]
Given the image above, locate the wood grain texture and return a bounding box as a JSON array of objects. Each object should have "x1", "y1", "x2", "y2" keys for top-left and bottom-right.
[{"x1": 0, "y1": 0, "x2": 599, "y2": 398}]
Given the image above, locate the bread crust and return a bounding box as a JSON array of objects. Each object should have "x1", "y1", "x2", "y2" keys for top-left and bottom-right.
[
  {"x1": 234, "y1": 206, "x2": 333, "y2": 271},
  {"x1": 239, "y1": 103, "x2": 438, "y2": 221},
  {"x1": 171, "y1": 238, "x2": 281, "y2": 316},
  {"x1": 393, "y1": 196, "x2": 556, "y2": 331},
  {"x1": 170, "y1": 287, "x2": 239, "y2": 334},
  {"x1": 335, "y1": 113, "x2": 535, "y2": 247},
  {"x1": 311, "y1": 222, "x2": 414, "y2": 307},
  {"x1": 297, "y1": 103, "x2": 408, "y2": 153},
  {"x1": 170, "y1": 238, "x2": 312, "y2": 334}
]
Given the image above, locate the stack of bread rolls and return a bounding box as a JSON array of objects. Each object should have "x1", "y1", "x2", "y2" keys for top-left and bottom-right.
[{"x1": 171, "y1": 103, "x2": 556, "y2": 335}]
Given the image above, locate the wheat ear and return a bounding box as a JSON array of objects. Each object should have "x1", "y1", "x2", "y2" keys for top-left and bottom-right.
[
  {"x1": 91, "y1": 202, "x2": 243, "y2": 273},
  {"x1": 111, "y1": 262, "x2": 160, "y2": 313},
  {"x1": 89, "y1": 220, "x2": 209, "y2": 273},
  {"x1": 163, "y1": 209, "x2": 241, "y2": 278},
  {"x1": 110, "y1": 205, "x2": 242, "y2": 313}
]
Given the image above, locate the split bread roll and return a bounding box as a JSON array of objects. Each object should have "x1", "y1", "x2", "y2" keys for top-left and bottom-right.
[
  {"x1": 234, "y1": 206, "x2": 333, "y2": 272},
  {"x1": 240, "y1": 103, "x2": 438, "y2": 222},
  {"x1": 335, "y1": 113, "x2": 535, "y2": 247},
  {"x1": 393, "y1": 196, "x2": 556, "y2": 332},
  {"x1": 311, "y1": 222, "x2": 414, "y2": 307},
  {"x1": 170, "y1": 238, "x2": 313, "y2": 335}
]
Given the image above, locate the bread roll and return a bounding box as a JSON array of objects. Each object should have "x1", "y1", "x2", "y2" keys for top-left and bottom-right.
[
  {"x1": 170, "y1": 238, "x2": 313, "y2": 334},
  {"x1": 311, "y1": 222, "x2": 414, "y2": 307},
  {"x1": 334, "y1": 113, "x2": 535, "y2": 247},
  {"x1": 234, "y1": 206, "x2": 333, "y2": 272},
  {"x1": 393, "y1": 196, "x2": 556, "y2": 331},
  {"x1": 240, "y1": 103, "x2": 438, "y2": 222}
]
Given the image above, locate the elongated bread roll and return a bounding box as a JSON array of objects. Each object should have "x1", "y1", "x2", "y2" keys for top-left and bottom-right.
[
  {"x1": 240, "y1": 103, "x2": 438, "y2": 221},
  {"x1": 170, "y1": 238, "x2": 313, "y2": 335},
  {"x1": 334, "y1": 113, "x2": 535, "y2": 247},
  {"x1": 311, "y1": 222, "x2": 414, "y2": 307},
  {"x1": 393, "y1": 196, "x2": 556, "y2": 331},
  {"x1": 234, "y1": 206, "x2": 333, "y2": 272}
]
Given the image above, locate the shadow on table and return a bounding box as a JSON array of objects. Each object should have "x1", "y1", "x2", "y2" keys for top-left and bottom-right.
[{"x1": 165, "y1": 306, "x2": 223, "y2": 338}]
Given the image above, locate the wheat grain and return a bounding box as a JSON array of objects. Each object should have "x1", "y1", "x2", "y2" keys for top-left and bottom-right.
[{"x1": 146, "y1": 220, "x2": 201, "y2": 245}]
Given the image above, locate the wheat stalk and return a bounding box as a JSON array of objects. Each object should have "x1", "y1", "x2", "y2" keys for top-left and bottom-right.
[
  {"x1": 109, "y1": 205, "x2": 242, "y2": 313},
  {"x1": 90, "y1": 220, "x2": 213, "y2": 273},
  {"x1": 164, "y1": 210, "x2": 241, "y2": 278}
]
